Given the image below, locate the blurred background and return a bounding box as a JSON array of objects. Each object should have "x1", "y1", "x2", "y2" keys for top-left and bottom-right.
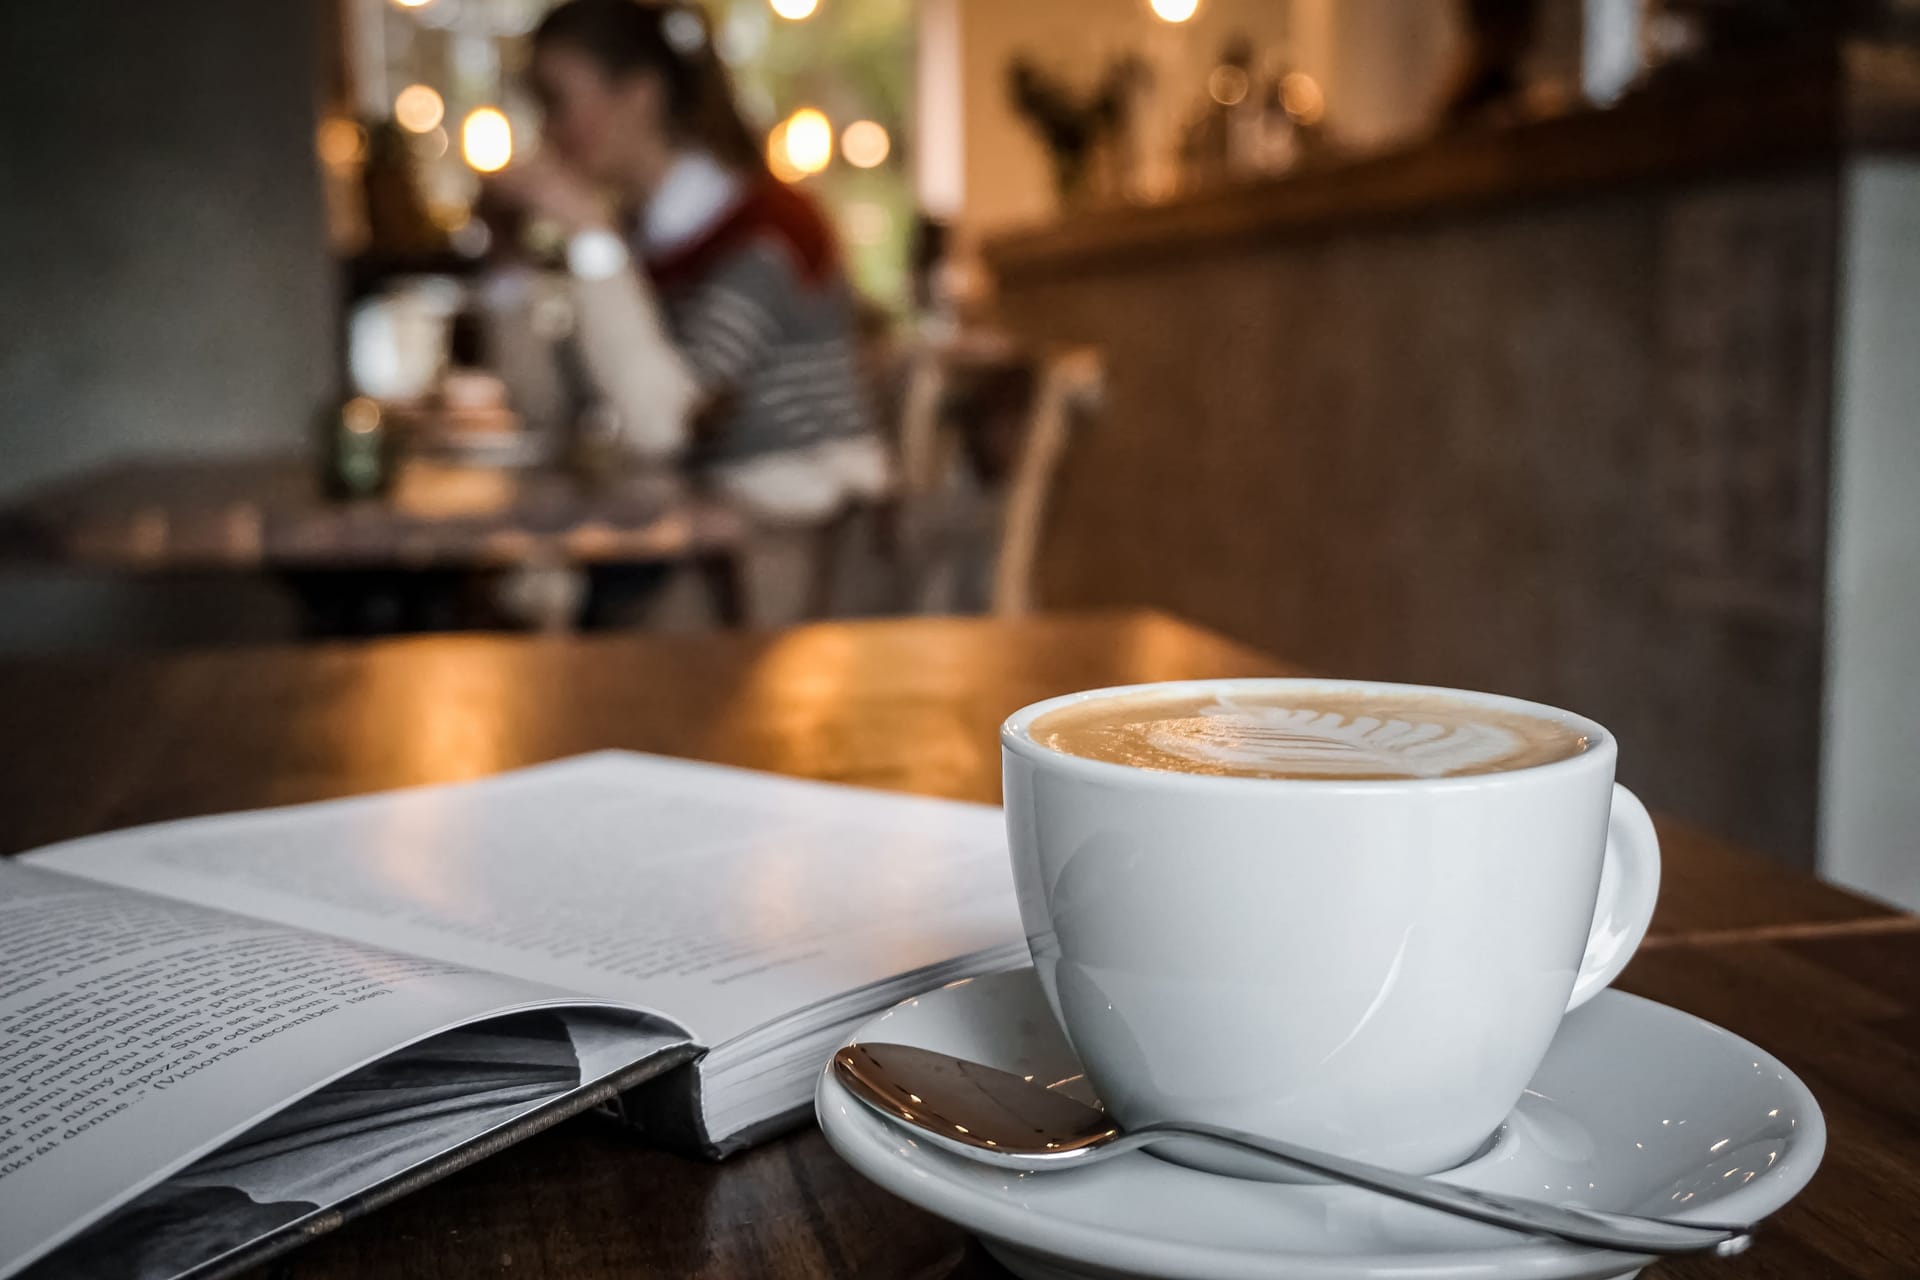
[{"x1": 1, "y1": 0, "x2": 1917, "y2": 907}]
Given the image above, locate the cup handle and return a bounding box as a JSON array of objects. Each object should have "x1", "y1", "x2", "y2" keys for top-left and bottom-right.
[{"x1": 1566, "y1": 783, "x2": 1662, "y2": 1012}]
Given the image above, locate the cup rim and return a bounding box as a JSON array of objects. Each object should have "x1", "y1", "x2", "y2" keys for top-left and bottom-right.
[{"x1": 1001, "y1": 677, "x2": 1616, "y2": 793}]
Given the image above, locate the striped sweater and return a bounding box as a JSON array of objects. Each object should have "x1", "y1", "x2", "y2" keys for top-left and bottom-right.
[{"x1": 639, "y1": 176, "x2": 875, "y2": 468}]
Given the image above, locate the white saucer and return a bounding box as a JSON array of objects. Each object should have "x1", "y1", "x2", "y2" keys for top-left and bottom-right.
[{"x1": 815, "y1": 969, "x2": 1823, "y2": 1280}]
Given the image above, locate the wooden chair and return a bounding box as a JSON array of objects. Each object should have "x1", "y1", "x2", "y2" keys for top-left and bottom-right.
[{"x1": 890, "y1": 335, "x2": 1104, "y2": 618}]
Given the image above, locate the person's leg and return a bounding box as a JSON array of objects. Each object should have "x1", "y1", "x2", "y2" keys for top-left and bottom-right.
[
  {"x1": 710, "y1": 449, "x2": 852, "y2": 628},
  {"x1": 580, "y1": 563, "x2": 671, "y2": 629},
  {"x1": 730, "y1": 524, "x2": 829, "y2": 628}
]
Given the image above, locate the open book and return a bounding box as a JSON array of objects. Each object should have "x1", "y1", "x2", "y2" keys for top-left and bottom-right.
[{"x1": 0, "y1": 753, "x2": 1027, "y2": 1280}]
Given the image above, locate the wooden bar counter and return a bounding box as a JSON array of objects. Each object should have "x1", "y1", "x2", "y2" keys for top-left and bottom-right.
[{"x1": 985, "y1": 41, "x2": 1920, "y2": 879}]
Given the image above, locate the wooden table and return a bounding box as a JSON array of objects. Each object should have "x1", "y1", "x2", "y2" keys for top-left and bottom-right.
[
  {"x1": 0, "y1": 455, "x2": 749, "y2": 633},
  {"x1": 0, "y1": 611, "x2": 1912, "y2": 1278},
  {"x1": 0, "y1": 456, "x2": 745, "y2": 573}
]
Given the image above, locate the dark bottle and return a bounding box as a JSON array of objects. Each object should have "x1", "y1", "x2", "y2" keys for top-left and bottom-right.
[{"x1": 323, "y1": 396, "x2": 394, "y2": 500}]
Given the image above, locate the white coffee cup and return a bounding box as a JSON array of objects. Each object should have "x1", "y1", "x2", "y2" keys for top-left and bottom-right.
[{"x1": 1001, "y1": 678, "x2": 1660, "y2": 1175}]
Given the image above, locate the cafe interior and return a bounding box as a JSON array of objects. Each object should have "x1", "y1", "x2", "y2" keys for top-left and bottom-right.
[{"x1": 2, "y1": 1, "x2": 1918, "y2": 1277}]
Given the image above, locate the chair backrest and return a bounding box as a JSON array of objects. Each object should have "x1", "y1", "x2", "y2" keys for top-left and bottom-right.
[
  {"x1": 991, "y1": 345, "x2": 1102, "y2": 617},
  {"x1": 889, "y1": 334, "x2": 1103, "y2": 617}
]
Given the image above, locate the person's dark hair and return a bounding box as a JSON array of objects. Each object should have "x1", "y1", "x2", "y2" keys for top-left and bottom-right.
[{"x1": 532, "y1": 0, "x2": 767, "y2": 175}]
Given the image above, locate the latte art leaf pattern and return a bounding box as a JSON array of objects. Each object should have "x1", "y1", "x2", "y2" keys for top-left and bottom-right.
[{"x1": 1143, "y1": 699, "x2": 1523, "y2": 778}]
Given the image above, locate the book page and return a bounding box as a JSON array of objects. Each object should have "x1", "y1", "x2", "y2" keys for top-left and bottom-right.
[
  {"x1": 0, "y1": 864, "x2": 679, "y2": 1278},
  {"x1": 28, "y1": 753, "x2": 1025, "y2": 1047}
]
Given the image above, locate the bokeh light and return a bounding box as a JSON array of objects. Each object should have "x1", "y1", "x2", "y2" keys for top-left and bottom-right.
[
  {"x1": 394, "y1": 84, "x2": 445, "y2": 133},
  {"x1": 718, "y1": 5, "x2": 769, "y2": 64},
  {"x1": 316, "y1": 117, "x2": 367, "y2": 168},
  {"x1": 780, "y1": 108, "x2": 832, "y2": 177},
  {"x1": 840, "y1": 120, "x2": 890, "y2": 169},
  {"x1": 766, "y1": 121, "x2": 801, "y2": 183},
  {"x1": 342, "y1": 397, "x2": 384, "y2": 436},
  {"x1": 461, "y1": 107, "x2": 513, "y2": 173},
  {"x1": 1148, "y1": 0, "x2": 1199, "y2": 22},
  {"x1": 1207, "y1": 66, "x2": 1249, "y2": 106},
  {"x1": 769, "y1": 0, "x2": 818, "y2": 19},
  {"x1": 1282, "y1": 72, "x2": 1325, "y2": 124}
]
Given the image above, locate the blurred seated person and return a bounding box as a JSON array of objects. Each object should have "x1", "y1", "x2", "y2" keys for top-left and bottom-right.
[{"x1": 489, "y1": 0, "x2": 888, "y2": 625}]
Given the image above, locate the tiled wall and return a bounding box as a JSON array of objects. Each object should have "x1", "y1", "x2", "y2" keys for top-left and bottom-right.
[{"x1": 995, "y1": 171, "x2": 1840, "y2": 865}]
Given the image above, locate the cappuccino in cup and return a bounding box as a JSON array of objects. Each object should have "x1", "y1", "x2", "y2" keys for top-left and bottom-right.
[
  {"x1": 1030, "y1": 687, "x2": 1590, "y2": 780},
  {"x1": 1002, "y1": 679, "x2": 1660, "y2": 1176}
]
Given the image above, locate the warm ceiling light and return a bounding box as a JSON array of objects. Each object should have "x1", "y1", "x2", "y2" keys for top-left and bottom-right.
[
  {"x1": 1148, "y1": 0, "x2": 1199, "y2": 21},
  {"x1": 839, "y1": 119, "x2": 890, "y2": 169},
  {"x1": 769, "y1": 0, "x2": 818, "y2": 18},
  {"x1": 766, "y1": 121, "x2": 803, "y2": 183},
  {"x1": 391, "y1": 0, "x2": 434, "y2": 8},
  {"x1": 461, "y1": 107, "x2": 513, "y2": 173},
  {"x1": 781, "y1": 108, "x2": 832, "y2": 176},
  {"x1": 394, "y1": 84, "x2": 445, "y2": 133}
]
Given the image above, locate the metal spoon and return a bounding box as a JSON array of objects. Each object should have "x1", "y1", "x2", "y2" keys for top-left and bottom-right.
[{"x1": 831, "y1": 1041, "x2": 1753, "y2": 1258}]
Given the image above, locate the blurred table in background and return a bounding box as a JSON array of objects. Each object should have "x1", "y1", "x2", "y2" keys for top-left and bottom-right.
[
  {"x1": 0, "y1": 610, "x2": 1912, "y2": 1279},
  {"x1": 0, "y1": 455, "x2": 748, "y2": 633}
]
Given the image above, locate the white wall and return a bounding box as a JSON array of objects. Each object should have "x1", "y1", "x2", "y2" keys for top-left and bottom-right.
[
  {"x1": 949, "y1": 0, "x2": 1461, "y2": 245},
  {"x1": 916, "y1": 0, "x2": 967, "y2": 220},
  {"x1": 1820, "y1": 160, "x2": 1920, "y2": 910},
  {"x1": 1292, "y1": 0, "x2": 1461, "y2": 151}
]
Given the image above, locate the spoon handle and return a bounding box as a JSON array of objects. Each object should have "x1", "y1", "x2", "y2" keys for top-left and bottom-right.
[{"x1": 1131, "y1": 1120, "x2": 1752, "y2": 1258}]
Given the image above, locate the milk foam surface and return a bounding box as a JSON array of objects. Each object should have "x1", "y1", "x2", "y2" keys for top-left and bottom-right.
[{"x1": 1030, "y1": 689, "x2": 1589, "y2": 780}]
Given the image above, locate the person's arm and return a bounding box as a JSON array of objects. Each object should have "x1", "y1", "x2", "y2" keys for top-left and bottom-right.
[
  {"x1": 488, "y1": 160, "x2": 709, "y2": 461},
  {"x1": 567, "y1": 233, "x2": 795, "y2": 462},
  {"x1": 565, "y1": 229, "x2": 703, "y2": 461}
]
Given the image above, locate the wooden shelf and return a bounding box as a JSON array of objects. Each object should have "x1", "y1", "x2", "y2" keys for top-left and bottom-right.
[{"x1": 986, "y1": 41, "x2": 1920, "y2": 282}]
